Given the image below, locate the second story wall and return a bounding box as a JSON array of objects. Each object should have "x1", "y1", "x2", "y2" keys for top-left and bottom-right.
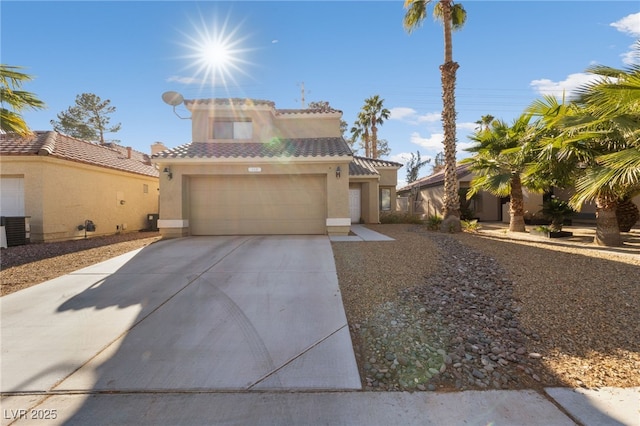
[{"x1": 186, "y1": 99, "x2": 343, "y2": 143}]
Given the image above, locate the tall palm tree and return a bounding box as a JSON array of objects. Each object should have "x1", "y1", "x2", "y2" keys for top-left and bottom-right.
[
  {"x1": 350, "y1": 112, "x2": 371, "y2": 157},
  {"x1": 463, "y1": 113, "x2": 539, "y2": 232},
  {"x1": 528, "y1": 52, "x2": 640, "y2": 246},
  {"x1": 362, "y1": 95, "x2": 390, "y2": 159},
  {"x1": 0, "y1": 65, "x2": 45, "y2": 136},
  {"x1": 404, "y1": 0, "x2": 467, "y2": 232}
]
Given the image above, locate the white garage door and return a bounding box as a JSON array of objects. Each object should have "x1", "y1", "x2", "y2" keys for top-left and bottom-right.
[{"x1": 190, "y1": 175, "x2": 326, "y2": 235}]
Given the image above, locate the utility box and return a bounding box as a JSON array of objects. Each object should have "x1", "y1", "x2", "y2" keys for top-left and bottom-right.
[
  {"x1": 147, "y1": 214, "x2": 159, "y2": 232},
  {"x1": 1, "y1": 216, "x2": 29, "y2": 247}
]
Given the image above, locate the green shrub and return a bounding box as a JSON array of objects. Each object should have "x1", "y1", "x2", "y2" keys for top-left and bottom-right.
[
  {"x1": 426, "y1": 214, "x2": 443, "y2": 230},
  {"x1": 461, "y1": 219, "x2": 480, "y2": 233},
  {"x1": 380, "y1": 212, "x2": 424, "y2": 224}
]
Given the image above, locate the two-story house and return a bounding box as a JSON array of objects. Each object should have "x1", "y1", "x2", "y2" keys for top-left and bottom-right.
[{"x1": 151, "y1": 98, "x2": 401, "y2": 238}]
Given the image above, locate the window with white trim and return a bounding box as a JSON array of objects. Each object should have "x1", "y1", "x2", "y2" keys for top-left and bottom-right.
[
  {"x1": 212, "y1": 120, "x2": 252, "y2": 140},
  {"x1": 380, "y1": 188, "x2": 391, "y2": 211}
]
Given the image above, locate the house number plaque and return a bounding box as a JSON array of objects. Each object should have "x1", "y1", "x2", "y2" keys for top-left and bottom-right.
[{"x1": 248, "y1": 167, "x2": 262, "y2": 172}]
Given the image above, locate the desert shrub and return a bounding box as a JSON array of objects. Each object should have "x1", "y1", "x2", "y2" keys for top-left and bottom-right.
[
  {"x1": 426, "y1": 214, "x2": 443, "y2": 230},
  {"x1": 461, "y1": 219, "x2": 480, "y2": 233},
  {"x1": 380, "y1": 211, "x2": 424, "y2": 224}
]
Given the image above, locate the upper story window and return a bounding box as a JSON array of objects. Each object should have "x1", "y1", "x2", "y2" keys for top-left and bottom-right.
[{"x1": 212, "y1": 119, "x2": 252, "y2": 140}]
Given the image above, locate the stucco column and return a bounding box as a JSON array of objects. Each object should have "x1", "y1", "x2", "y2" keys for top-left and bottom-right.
[
  {"x1": 325, "y1": 163, "x2": 350, "y2": 236},
  {"x1": 157, "y1": 167, "x2": 189, "y2": 238}
]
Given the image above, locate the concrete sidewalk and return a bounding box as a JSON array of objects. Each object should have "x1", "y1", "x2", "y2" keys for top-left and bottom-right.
[
  {"x1": 3, "y1": 387, "x2": 638, "y2": 425},
  {"x1": 329, "y1": 224, "x2": 394, "y2": 242}
]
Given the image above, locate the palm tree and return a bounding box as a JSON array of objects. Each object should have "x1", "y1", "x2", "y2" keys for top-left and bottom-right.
[
  {"x1": 475, "y1": 114, "x2": 495, "y2": 131},
  {"x1": 350, "y1": 112, "x2": 371, "y2": 157},
  {"x1": 362, "y1": 95, "x2": 390, "y2": 159},
  {"x1": 528, "y1": 52, "x2": 640, "y2": 246},
  {"x1": 463, "y1": 113, "x2": 539, "y2": 232},
  {"x1": 404, "y1": 0, "x2": 467, "y2": 232},
  {"x1": 0, "y1": 65, "x2": 45, "y2": 136}
]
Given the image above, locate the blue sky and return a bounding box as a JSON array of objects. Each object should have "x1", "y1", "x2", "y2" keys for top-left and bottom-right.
[{"x1": 3, "y1": 1, "x2": 639, "y2": 185}]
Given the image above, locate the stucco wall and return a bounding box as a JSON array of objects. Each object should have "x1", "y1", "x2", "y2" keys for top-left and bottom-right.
[
  {"x1": 275, "y1": 116, "x2": 342, "y2": 139},
  {"x1": 189, "y1": 106, "x2": 342, "y2": 142},
  {"x1": 1, "y1": 156, "x2": 159, "y2": 242}
]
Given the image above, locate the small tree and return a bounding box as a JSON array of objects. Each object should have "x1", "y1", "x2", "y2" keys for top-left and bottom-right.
[
  {"x1": 51, "y1": 93, "x2": 121, "y2": 144},
  {"x1": 432, "y1": 151, "x2": 445, "y2": 174},
  {"x1": 309, "y1": 100, "x2": 349, "y2": 140},
  {"x1": 0, "y1": 65, "x2": 45, "y2": 136},
  {"x1": 406, "y1": 150, "x2": 431, "y2": 183},
  {"x1": 377, "y1": 139, "x2": 391, "y2": 158}
]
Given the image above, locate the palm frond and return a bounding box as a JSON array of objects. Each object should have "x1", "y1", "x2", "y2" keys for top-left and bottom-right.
[
  {"x1": 403, "y1": 0, "x2": 430, "y2": 33},
  {"x1": 596, "y1": 148, "x2": 640, "y2": 189},
  {"x1": 0, "y1": 108, "x2": 31, "y2": 136}
]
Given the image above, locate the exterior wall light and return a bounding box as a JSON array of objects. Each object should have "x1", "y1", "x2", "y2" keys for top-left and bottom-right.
[
  {"x1": 163, "y1": 167, "x2": 173, "y2": 180},
  {"x1": 336, "y1": 166, "x2": 341, "y2": 179}
]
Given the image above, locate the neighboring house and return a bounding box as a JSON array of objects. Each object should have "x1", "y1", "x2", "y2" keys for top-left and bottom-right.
[
  {"x1": 0, "y1": 131, "x2": 159, "y2": 243},
  {"x1": 396, "y1": 164, "x2": 543, "y2": 222},
  {"x1": 151, "y1": 98, "x2": 401, "y2": 237},
  {"x1": 399, "y1": 164, "x2": 640, "y2": 225}
]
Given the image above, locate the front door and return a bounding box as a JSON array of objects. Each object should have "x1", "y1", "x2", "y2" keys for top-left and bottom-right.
[{"x1": 349, "y1": 188, "x2": 361, "y2": 224}]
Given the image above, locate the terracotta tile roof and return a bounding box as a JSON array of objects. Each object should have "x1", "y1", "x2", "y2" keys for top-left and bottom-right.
[
  {"x1": 349, "y1": 157, "x2": 379, "y2": 176},
  {"x1": 277, "y1": 108, "x2": 342, "y2": 115},
  {"x1": 184, "y1": 98, "x2": 276, "y2": 108},
  {"x1": 349, "y1": 156, "x2": 403, "y2": 177},
  {"x1": 397, "y1": 164, "x2": 471, "y2": 192},
  {"x1": 183, "y1": 98, "x2": 341, "y2": 115},
  {"x1": 152, "y1": 138, "x2": 352, "y2": 159},
  {"x1": 356, "y1": 156, "x2": 403, "y2": 168},
  {"x1": 0, "y1": 131, "x2": 159, "y2": 178}
]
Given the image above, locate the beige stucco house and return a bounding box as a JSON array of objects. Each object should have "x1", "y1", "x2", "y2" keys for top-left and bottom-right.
[
  {"x1": 397, "y1": 164, "x2": 543, "y2": 222},
  {"x1": 151, "y1": 98, "x2": 401, "y2": 238},
  {"x1": 0, "y1": 131, "x2": 159, "y2": 243},
  {"x1": 399, "y1": 164, "x2": 639, "y2": 226}
]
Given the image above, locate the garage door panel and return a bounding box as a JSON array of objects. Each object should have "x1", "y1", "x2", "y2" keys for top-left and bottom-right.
[{"x1": 190, "y1": 175, "x2": 326, "y2": 235}]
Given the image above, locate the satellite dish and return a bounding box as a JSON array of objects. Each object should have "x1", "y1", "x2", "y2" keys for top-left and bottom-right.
[{"x1": 162, "y1": 91, "x2": 184, "y2": 106}]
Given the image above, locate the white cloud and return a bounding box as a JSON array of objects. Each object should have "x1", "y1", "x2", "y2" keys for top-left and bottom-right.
[
  {"x1": 610, "y1": 12, "x2": 640, "y2": 37},
  {"x1": 457, "y1": 141, "x2": 476, "y2": 152},
  {"x1": 621, "y1": 43, "x2": 640, "y2": 66},
  {"x1": 529, "y1": 73, "x2": 598, "y2": 98},
  {"x1": 390, "y1": 107, "x2": 440, "y2": 124},
  {"x1": 417, "y1": 112, "x2": 441, "y2": 123},
  {"x1": 389, "y1": 107, "x2": 417, "y2": 121},
  {"x1": 410, "y1": 131, "x2": 444, "y2": 149},
  {"x1": 166, "y1": 75, "x2": 203, "y2": 85},
  {"x1": 390, "y1": 151, "x2": 433, "y2": 166},
  {"x1": 389, "y1": 152, "x2": 412, "y2": 164},
  {"x1": 457, "y1": 122, "x2": 477, "y2": 132}
]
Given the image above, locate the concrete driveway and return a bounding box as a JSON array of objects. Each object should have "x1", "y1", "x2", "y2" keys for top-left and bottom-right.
[{"x1": 1, "y1": 235, "x2": 360, "y2": 421}]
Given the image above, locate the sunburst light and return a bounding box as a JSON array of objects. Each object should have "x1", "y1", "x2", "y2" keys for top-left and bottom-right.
[{"x1": 178, "y1": 13, "x2": 253, "y2": 90}]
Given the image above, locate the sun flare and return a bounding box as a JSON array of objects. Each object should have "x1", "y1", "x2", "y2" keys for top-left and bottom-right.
[
  {"x1": 178, "y1": 13, "x2": 253, "y2": 89},
  {"x1": 200, "y1": 41, "x2": 232, "y2": 69}
]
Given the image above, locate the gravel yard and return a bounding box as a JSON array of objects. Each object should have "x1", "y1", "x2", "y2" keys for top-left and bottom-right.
[
  {"x1": 333, "y1": 224, "x2": 640, "y2": 392},
  {"x1": 0, "y1": 232, "x2": 161, "y2": 296},
  {"x1": 2, "y1": 225, "x2": 638, "y2": 393}
]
